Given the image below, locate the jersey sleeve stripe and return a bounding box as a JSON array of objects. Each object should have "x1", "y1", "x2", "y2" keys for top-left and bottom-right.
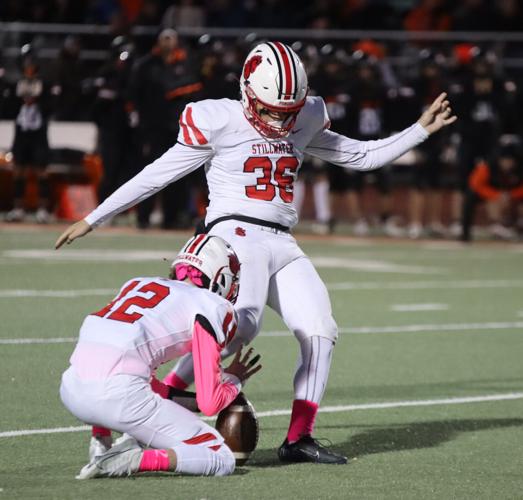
[
  {"x1": 186, "y1": 106, "x2": 208, "y2": 145},
  {"x1": 179, "y1": 110, "x2": 193, "y2": 145},
  {"x1": 273, "y1": 42, "x2": 293, "y2": 100}
]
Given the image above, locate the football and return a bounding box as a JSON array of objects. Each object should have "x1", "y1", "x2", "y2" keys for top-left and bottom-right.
[{"x1": 215, "y1": 392, "x2": 259, "y2": 466}]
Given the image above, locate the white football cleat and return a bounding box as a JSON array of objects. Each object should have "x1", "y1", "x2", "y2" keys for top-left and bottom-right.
[
  {"x1": 77, "y1": 435, "x2": 143, "y2": 480},
  {"x1": 88, "y1": 435, "x2": 113, "y2": 463}
]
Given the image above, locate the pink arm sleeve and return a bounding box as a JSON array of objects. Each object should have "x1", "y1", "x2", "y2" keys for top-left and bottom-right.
[{"x1": 192, "y1": 317, "x2": 240, "y2": 416}]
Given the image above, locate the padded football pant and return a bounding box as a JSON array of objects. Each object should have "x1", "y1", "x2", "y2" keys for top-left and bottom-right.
[
  {"x1": 60, "y1": 368, "x2": 235, "y2": 476},
  {"x1": 171, "y1": 219, "x2": 338, "y2": 406}
]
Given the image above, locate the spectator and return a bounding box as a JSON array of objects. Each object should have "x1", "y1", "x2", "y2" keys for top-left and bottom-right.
[
  {"x1": 462, "y1": 144, "x2": 523, "y2": 241},
  {"x1": 6, "y1": 46, "x2": 53, "y2": 223},
  {"x1": 92, "y1": 36, "x2": 139, "y2": 203},
  {"x1": 50, "y1": 35, "x2": 88, "y2": 121},
  {"x1": 162, "y1": 0, "x2": 206, "y2": 28},
  {"x1": 404, "y1": 0, "x2": 452, "y2": 32},
  {"x1": 128, "y1": 29, "x2": 203, "y2": 229}
]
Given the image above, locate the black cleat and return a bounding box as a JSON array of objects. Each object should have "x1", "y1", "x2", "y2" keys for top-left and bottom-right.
[{"x1": 278, "y1": 436, "x2": 347, "y2": 464}]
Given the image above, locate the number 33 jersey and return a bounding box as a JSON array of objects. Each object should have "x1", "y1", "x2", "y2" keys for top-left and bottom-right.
[{"x1": 84, "y1": 97, "x2": 428, "y2": 229}]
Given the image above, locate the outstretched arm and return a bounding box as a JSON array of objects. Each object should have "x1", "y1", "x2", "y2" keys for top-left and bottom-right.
[
  {"x1": 55, "y1": 142, "x2": 211, "y2": 249},
  {"x1": 305, "y1": 92, "x2": 456, "y2": 172}
]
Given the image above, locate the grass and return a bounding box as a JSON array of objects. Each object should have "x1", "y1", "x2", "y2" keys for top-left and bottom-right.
[{"x1": 1, "y1": 224, "x2": 522, "y2": 499}]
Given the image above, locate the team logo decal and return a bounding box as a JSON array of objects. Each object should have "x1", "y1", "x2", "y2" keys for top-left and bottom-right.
[
  {"x1": 235, "y1": 227, "x2": 246, "y2": 237},
  {"x1": 243, "y1": 55, "x2": 262, "y2": 80}
]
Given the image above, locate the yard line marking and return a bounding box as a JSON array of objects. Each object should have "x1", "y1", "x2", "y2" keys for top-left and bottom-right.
[
  {"x1": 310, "y1": 256, "x2": 443, "y2": 274},
  {"x1": 2, "y1": 321, "x2": 523, "y2": 345},
  {"x1": 0, "y1": 280, "x2": 521, "y2": 299},
  {"x1": 0, "y1": 289, "x2": 115, "y2": 298},
  {"x1": 3, "y1": 250, "x2": 443, "y2": 274},
  {"x1": 2, "y1": 392, "x2": 523, "y2": 438},
  {"x1": 391, "y1": 303, "x2": 449, "y2": 312},
  {"x1": 0, "y1": 279, "x2": 521, "y2": 300},
  {"x1": 0, "y1": 337, "x2": 77, "y2": 344},
  {"x1": 327, "y1": 279, "x2": 523, "y2": 291}
]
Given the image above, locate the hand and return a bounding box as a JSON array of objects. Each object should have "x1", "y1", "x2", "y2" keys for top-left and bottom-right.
[
  {"x1": 224, "y1": 346, "x2": 262, "y2": 383},
  {"x1": 55, "y1": 220, "x2": 92, "y2": 249},
  {"x1": 417, "y1": 92, "x2": 457, "y2": 135}
]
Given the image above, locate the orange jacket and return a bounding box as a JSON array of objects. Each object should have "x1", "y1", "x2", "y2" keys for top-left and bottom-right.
[{"x1": 469, "y1": 162, "x2": 523, "y2": 201}]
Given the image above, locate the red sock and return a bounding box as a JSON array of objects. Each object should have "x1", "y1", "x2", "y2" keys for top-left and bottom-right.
[
  {"x1": 138, "y1": 449, "x2": 171, "y2": 472},
  {"x1": 92, "y1": 426, "x2": 111, "y2": 438},
  {"x1": 286, "y1": 399, "x2": 319, "y2": 443},
  {"x1": 163, "y1": 372, "x2": 188, "y2": 390},
  {"x1": 150, "y1": 376, "x2": 170, "y2": 399}
]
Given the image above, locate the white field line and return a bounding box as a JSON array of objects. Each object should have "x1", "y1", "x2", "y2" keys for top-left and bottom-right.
[
  {"x1": 327, "y1": 279, "x2": 523, "y2": 291},
  {"x1": 3, "y1": 250, "x2": 443, "y2": 274},
  {"x1": 1, "y1": 279, "x2": 522, "y2": 300},
  {"x1": 0, "y1": 289, "x2": 115, "y2": 298},
  {"x1": 391, "y1": 303, "x2": 449, "y2": 312},
  {"x1": 2, "y1": 321, "x2": 523, "y2": 345},
  {"x1": 2, "y1": 392, "x2": 523, "y2": 439}
]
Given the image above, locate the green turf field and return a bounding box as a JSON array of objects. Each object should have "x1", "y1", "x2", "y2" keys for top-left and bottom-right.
[{"x1": 1, "y1": 225, "x2": 522, "y2": 499}]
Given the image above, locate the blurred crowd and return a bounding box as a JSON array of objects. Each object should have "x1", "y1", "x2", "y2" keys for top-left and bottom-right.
[
  {"x1": 1, "y1": 0, "x2": 523, "y2": 32},
  {"x1": 1, "y1": 5, "x2": 523, "y2": 240}
]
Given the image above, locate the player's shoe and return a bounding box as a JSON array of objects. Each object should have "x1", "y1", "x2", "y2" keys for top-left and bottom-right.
[
  {"x1": 278, "y1": 436, "x2": 347, "y2": 465},
  {"x1": 5, "y1": 208, "x2": 25, "y2": 222},
  {"x1": 88, "y1": 435, "x2": 113, "y2": 463},
  {"x1": 77, "y1": 435, "x2": 143, "y2": 479},
  {"x1": 35, "y1": 208, "x2": 51, "y2": 224}
]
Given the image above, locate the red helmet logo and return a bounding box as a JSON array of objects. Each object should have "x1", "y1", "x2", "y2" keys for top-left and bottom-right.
[
  {"x1": 243, "y1": 55, "x2": 262, "y2": 80},
  {"x1": 228, "y1": 252, "x2": 241, "y2": 276}
]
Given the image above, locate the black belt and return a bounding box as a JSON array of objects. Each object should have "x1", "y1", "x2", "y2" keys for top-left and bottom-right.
[{"x1": 195, "y1": 215, "x2": 290, "y2": 235}]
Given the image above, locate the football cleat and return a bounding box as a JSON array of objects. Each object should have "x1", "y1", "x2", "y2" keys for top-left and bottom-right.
[
  {"x1": 77, "y1": 435, "x2": 143, "y2": 479},
  {"x1": 88, "y1": 435, "x2": 113, "y2": 463},
  {"x1": 278, "y1": 436, "x2": 347, "y2": 465}
]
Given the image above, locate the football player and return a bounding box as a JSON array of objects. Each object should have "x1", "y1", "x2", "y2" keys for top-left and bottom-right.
[
  {"x1": 60, "y1": 235, "x2": 261, "y2": 478},
  {"x1": 56, "y1": 41, "x2": 456, "y2": 464}
]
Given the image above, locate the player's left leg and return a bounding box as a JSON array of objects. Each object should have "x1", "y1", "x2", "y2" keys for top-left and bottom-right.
[{"x1": 267, "y1": 256, "x2": 347, "y2": 464}]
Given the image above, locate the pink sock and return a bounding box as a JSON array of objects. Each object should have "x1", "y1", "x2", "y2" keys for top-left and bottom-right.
[
  {"x1": 286, "y1": 399, "x2": 319, "y2": 443},
  {"x1": 138, "y1": 449, "x2": 171, "y2": 472},
  {"x1": 163, "y1": 372, "x2": 189, "y2": 390},
  {"x1": 92, "y1": 426, "x2": 111, "y2": 438}
]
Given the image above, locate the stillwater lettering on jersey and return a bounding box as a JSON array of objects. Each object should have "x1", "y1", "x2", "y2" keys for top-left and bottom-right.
[{"x1": 251, "y1": 142, "x2": 294, "y2": 155}]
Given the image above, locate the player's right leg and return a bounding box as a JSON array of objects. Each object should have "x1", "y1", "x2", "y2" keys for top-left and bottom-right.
[{"x1": 61, "y1": 368, "x2": 235, "y2": 478}]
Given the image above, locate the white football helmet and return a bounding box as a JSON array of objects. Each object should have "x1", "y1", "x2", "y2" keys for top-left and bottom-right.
[
  {"x1": 170, "y1": 234, "x2": 241, "y2": 304},
  {"x1": 240, "y1": 41, "x2": 308, "y2": 139}
]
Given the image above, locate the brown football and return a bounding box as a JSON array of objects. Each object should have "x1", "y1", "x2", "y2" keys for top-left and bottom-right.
[{"x1": 215, "y1": 392, "x2": 259, "y2": 466}]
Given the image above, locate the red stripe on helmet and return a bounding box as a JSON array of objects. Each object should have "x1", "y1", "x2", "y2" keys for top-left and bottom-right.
[
  {"x1": 186, "y1": 106, "x2": 208, "y2": 145},
  {"x1": 179, "y1": 110, "x2": 193, "y2": 145},
  {"x1": 274, "y1": 42, "x2": 293, "y2": 100},
  {"x1": 187, "y1": 234, "x2": 206, "y2": 254}
]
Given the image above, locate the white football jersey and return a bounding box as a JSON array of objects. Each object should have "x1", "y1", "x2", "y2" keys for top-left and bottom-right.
[
  {"x1": 84, "y1": 96, "x2": 428, "y2": 229},
  {"x1": 70, "y1": 278, "x2": 237, "y2": 379}
]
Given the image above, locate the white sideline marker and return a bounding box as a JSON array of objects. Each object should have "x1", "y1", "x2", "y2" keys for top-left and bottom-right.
[
  {"x1": 2, "y1": 392, "x2": 523, "y2": 439},
  {"x1": 390, "y1": 303, "x2": 449, "y2": 312}
]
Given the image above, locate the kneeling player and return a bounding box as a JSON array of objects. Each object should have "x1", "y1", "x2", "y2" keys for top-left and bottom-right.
[{"x1": 60, "y1": 235, "x2": 261, "y2": 479}]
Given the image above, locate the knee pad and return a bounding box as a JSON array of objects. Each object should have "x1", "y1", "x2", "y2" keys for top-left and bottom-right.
[
  {"x1": 295, "y1": 314, "x2": 338, "y2": 343},
  {"x1": 236, "y1": 308, "x2": 260, "y2": 344}
]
